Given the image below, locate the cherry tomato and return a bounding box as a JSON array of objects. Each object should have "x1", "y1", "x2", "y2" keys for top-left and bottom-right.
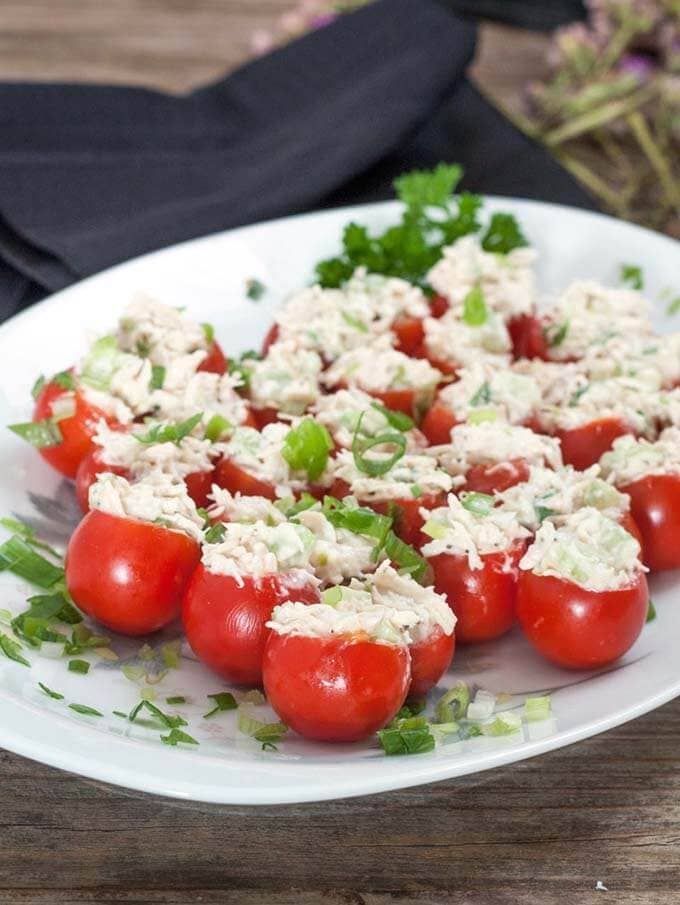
[
  {"x1": 409, "y1": 627, "x2": 455, "y2": 696},
  {"x1": 74, "y1": 449, "x2": 129, "y2": 513},
  {"x1": 197, "y1": 340, "x2": 228, "y2": 375},
  {"x1": 65, "y1": 509, "x2": 200, "y2": 635},
  {"x1": 392, "y1": 316, "x2": 425, "y2": 357},
  {"x1": 33, "y1": 379, "x2": 114, "y2": 479},
  {"x1": 619, "y1": 511, "x2": 644, "y2": 553},
  {"x1": 262, "y1": 633, "x2": 411, "y2": 742},
  {"x1": 369, "y1": 387, "x2": 419, "y2": 420},
  {"x1": 184, "y1": 468, "x2": 217, "y2": 509},
  {"x1": 261, "y1": 324, "x2": 280, "y2": 357},
  {"x1": 621, "y1": 474, "x2": 680, "y2": 572},
  {"x1": 182, "y1": 566, "x2": 319, "y2": 685},
  {"x1": 428, "y1": 542, "x2": 525, "y2": 644},
  {"x1": 516, "y1": 569, "x2": 649, "y2": 669},
  {"x1": 508, "y1": 314, "x2": 548, "y2": 361},
  {"x1": 429, "y1": 294, "x2": 450, "y2": 318},
  {"x1": 420, "y1": 400, "x2": 459, "y2": 445},
  {"x1": 556, "y1": 417, "x2": 632, "y2": 471},
  {"x1": 463, "y1": 458, "x2": 531, "y2": 495},
  {"x1": 422, "y1": 352, "x2": 458, "y2": 378},
  {"x1": 330, "y1": 478, "x2": 445, "y2": 547},
  {"x1": 251, "y1": 406, "x2": 282, "y2": 430},
  {"x1": 215, "y1": 457, "x2": 278, "y2": 501}
]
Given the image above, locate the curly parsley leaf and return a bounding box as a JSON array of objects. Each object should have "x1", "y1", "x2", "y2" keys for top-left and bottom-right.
[{"x1": 481, "y1": 213, "x2": 528, "y2": 255}]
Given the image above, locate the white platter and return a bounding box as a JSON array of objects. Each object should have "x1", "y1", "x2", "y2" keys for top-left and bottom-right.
[{"x1": 0, "y1": 198, "x2": 678, "y2": 805}]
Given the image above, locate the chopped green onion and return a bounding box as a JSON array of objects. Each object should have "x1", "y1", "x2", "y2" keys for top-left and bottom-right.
[
  {"x1": 0, "y1": 536, "x2": 64, "y2": 588},
  {"x1": 480, "y1": 712, "x2": 522, "y2": 736},
  {"x1": 204, "y1": 413, "x2": 232, "y2": 442},
  {"x1": 246, "y1": 278, "x2": 266, "y2": 301},
  {"x1": 646, "y1": 599, "x2": 657, "y2": 623},
  {"x1": 434, "y1": 682, "x2": 470, "y2": 724},
  {"x1": 0, "y1": 518, "x2": 62, "y2": 560},
  {"x1": 534, "y1": 505, "x2": 554, "y2": 524},
  {"x1": 341, "y1": 311, "x2": 368, "y2": 333},
  {"x1": 9, "y1": 420, "x2": 62, "y2": 449},
  {"x1": 322, "y1": 497, "x2": 392, "y2": 553},
  {"x1": 480, "y1": 213, "x2": 527, "y2": 255},
  {"x1": 129, "y1": 699, "x2": 187, "y2": 729},
  {"x1": 468, "y1": 408, "x2": 498, "y2": 425},
  {"x1": 422, "y1": 518, "x2": 447, "y2": 541},
  {"x1": 282, "y1": 493, "x2": 318, "y2": 518},
  {"x1": 161, "y1": 640, "x2": 182, "y2": 669},
  {"x1": 383, "y1": 531, "x2": 427, "y2": 582},
  {"x1": 378, "y1": 722, "x2": 435, "y2": 756},
  {"x1": 666, "y1": 296, "x2": 680, "y2": 316},
  {"x1": 237, "y1": 708, "x2": 288, "y2": 745},
  {"x1": 150, "y1": 364, "x2": 166, "y2": 390},
  {"x1": 545, "y1": 321, "x2": 569, "y2": 348},
  {"x1": 281, "y1": 418, "x2": 333, "y2": 481},
  {"x1": 0, "y1": 633, "x2": 29, "y2": 667},
  {"x1": 469, "y1": 381, "x2": 492, "y2": 407},
  {"x1": 228, "y1": 350, "x2": 260, "y2": 390},
  {"x1": 351, "y1": 416, "x2": 406, "y2": 477},
  {"x1": 524, "y1": 695, "x2": 552, "y2": 722},
  {"x1": 461, "y1": 285, "x2": 488, "y2": 326},
  {"x1": 113, "y1": 710, "x2": 128, "y2": 719},
  {"x1": 321, "y1": 586, "x2": 343, "y2": 606},
  {"x1": 410, "y1": 485, "x2": 423, "y2": 499},
  {"x1": 68, "y1": 659, "x2": 90, "y2": 675},
  {"x1": 80, "y1": 335, "x2": 122, "y2": 391},
  {"x1": 52, "y1": 370, "x2": 76, "y2": 391},
  {"x1": 460, "y1": 492, "x2": 495, "y2": 517},
  {"x1": 161, "y1": 728, "x2": 199, "y2": 746},
  {"x1": 620, "y1": 264, "x2": 643, "y2": 290},
  {"x1": 369, "y1": 402, "x2": 414, "y2": 432},
  {"x1": 31, "y1": 375, "x2": 46, "y2": 400},
  {"x1": 204, "y1": 523, "x2": 226, "y2": 544},
  {"x1": 201, "y1": 322, "x2": 215, "y2": 344},
  {"x1": 64, "y1": 623, "x2": 109, "y2": 656},
  {"x1": 68, "y1": 703, "x2": 103, "y2": 717},
  {"x1": 203, "y1": 691, "x2": 238, "y2": 718},
  {"x1": 166, "y1": 696, "x2": 186, "y2": 705},
  {"x1": 135, "y1": 413, "x2": 203, "y2": 446},
  {"x1": 38, "y1": 682, "x2": 64, "y2": 700}
]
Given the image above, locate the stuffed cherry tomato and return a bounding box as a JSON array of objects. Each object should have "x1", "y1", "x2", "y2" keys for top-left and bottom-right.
[
  {"x1": 620, "y1": 474, "x2": 680, "y2": 572},
  {"x1": 263, "y1": 601, "x2": 411, "y2": 742},
  {"x1": 464, "y1": 458, "x2": 531, "y2": 495},
  {"x1": 508, "y1": 313, "x2": 548, "y2": 361},
  {"x1": 183, "y1": 565, "x2": 319, "y2": 685},
  {"x1": 392, "y1": 315, "x2": 425, "y2": 357},
  {"x1": 66, "y1": 498, "x2": 201, "y2": 636},
  {"x1": 75, "y1": 449, "x2": 129, "y2": 513},
  {"x1": 516, "y1": 508, "x2": 648, "y2": 668},
  {"x1": 420, "y1": 401, "x2": 460, "y2": 446},
  {"x1": 408, "y1": 625, "x2": 455, "y2": 696},
  {"x1": 556, "y1": 417, "x2": 632, "y2": 472},
  {"x1": 32, "y1": 377, "x2": 115, "y2": 479}
]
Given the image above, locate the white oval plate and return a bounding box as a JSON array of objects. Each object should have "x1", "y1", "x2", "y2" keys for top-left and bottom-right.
[{"x1": 0, "y1": 198, "x2": 678, "y2": 805}]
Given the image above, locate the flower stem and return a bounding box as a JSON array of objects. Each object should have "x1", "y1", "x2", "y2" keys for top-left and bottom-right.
[
  {"x1": 626, "y1": 111, "x2": 680, "y2": 210},
  {"x1": 544, "y1": 83, "x2": 657, "y2": 146}
]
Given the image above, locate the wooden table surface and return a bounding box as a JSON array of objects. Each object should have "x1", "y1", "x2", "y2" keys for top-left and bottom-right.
[{"x1": 0, "y1": 3, "x2": 679, "y2": 903}]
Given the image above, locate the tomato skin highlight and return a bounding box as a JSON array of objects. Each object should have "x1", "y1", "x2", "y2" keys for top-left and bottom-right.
[
  {"x1": 621, "y1": 474, "x2": 680, "y2": 572},
  {"x1": 420, "y1": 400, "x2": 459, "y2": 445},
  {"x1": 215, "y1": 457, "x2": 278, "y2": 501},
  {"x1": 463, "y1": 458, "x2": 531, "y2": 495},
  {"x1": 197, "y1": 341, "x2": 228, "y2": 375},
  {"x1": 262, "y1": 633, "x2": 411, "y2": 742},
  {"x1": 182, "y1": 566, "x2": 319, "y2": 685},
  {"x1": 409, "y1": 627, "x2": 455, "y2": 696},
  {"x1": 392, "y1": 315, "x2": 425, "y2": 357},
  {"x1": 65, "y1": 510, "x2": 200, "y2": 635},
  {"x1": 33, "y1": 379, "x2": 114, "y2": 479},
  {"x1": 428, "y1": 542, "x2": 526, "y2": 644},
  {"x1": 516, "y1": 570, "x2": 649, "y2": 669},
  {"x1": 556, "y1": 417, "x2": 632, "y2": 471}
]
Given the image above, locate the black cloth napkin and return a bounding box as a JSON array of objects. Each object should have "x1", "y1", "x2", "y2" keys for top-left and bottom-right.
[{"x1": 0, "y1": 0, "x2": 593, "y2": 322}]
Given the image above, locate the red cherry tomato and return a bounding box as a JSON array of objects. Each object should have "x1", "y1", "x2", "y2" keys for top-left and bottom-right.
[
  {"x1": 74, "y1": 450, "x2": 129, "y2": 513},
  {"x1": 621, "y1": 474, "x2": 680, "y2": 572},
  {"x1": 422, "y1": 353, "x2": 458, "y2": 378},
  {"x1": 392, "y1": 316, "x2": 425, "y2": 357},
  {"x1": 261, "y1": 324, "x2": 280, "y2": 357},
  {"x1": 428, "y1": 542, "x2": 526, "y2": 644},
  {"x1": 463, "y1": 458, "x2": 531, "y2": 495},
  {"x1": 33, "y1": 379, "x2": 114, "y2": 479},
  {"x1": 262, "y1": 633, "x2": 411, "y2": 742},
  {"x1": 182, "y1": 566, "x2": 319, "y2": 685},
  {"x1": 197, "y1": 341, "x2": 228, "y2": 375},
  {"x1": 251, "y1": 406, "x2": 282, "y2": 430},
  {"x1": 369, "y1": 387, "x2": 419, "y2": 419},
  {"x1": 619, "y1": 511, "x2": 644, "y2": 553},
  {"x1": 429, "y1": 294, "x2": 450, "y2": 318},
  {"x1": 420, "y1": 400, "x2": 459, "y2": 445},
  {"x1": 556, "y1": 417, "x2": 632, "y2": 471},
  {"x1": 516, "y1": 570, "x2": 649, "y2": 669},
  {"x1": 409, "y1": 627, "x2": 455, "y2": 696},
  {"x1": 215, "y1": 457, "x2": 278, "y2": 501},
  {"x1": 330, "y1": 479, "x2": 444, "y2": 547},
  {"x1": 508, "y1": 314, "x2": 548, "y2": 361},
  {"x1": 65, "y1": 510, "x2": 200, "y2": 635},
  {"x1": 183, "y1": 468, "x2": 217, "y2": 509}
]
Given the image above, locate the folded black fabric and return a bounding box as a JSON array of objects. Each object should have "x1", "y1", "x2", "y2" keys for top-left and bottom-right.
[
  {"x1": 440, "y1": 0, "x2": 586, "y2": 30},
  {"x1": 0, "y1": 0, "x2": 593, "y2": 322}
]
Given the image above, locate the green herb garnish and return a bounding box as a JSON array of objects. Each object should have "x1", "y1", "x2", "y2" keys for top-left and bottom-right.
[
  {"x1": 161, "y1": 728, "x2": 199, "y2": 746},
  {"x1": 281, "y1": 418, "x2": 333, "y2": 482},
  {"x1": 134, "y1": 413, "x2": 202, "y2": 446},
  {"x1": 38, "y1": 682, "x2": 64, "y2": 700},
  {"x1": 620, "y1": 264, "x2": 643, "y2": 290},
  {"x1": 68, "y1": 703, "x2": 103, "y2": 717},
  {"x1": 461, "y1": 285, "x2": 488, "y2": 326},
  {"x1": 246, "y1": 279, "x2": 266, "y2": 301},
  {"x1": 0, "y1": 633, "x2": 30, "y2": 667},
  {"x1": 9, "y1": 420, "x2": 62, "y2": 449},
  {"x1": 369, "y1": 401, "x2": 414, "y2": 432},
  {"x1": 203, "y1": 692, "x2": 238, "y2": 718},
  {"x1": 68, "y1": 659, "x2": 90, "y2": 675},
  {"x1": 480, "y1": 212, "x2": 528, "y2": 255}
]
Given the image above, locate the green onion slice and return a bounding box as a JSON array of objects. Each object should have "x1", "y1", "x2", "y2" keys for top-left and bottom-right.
[
  {"x1": 460, "y1": 492, "x2": 495, "y2": 517},
  {"x1": 9, "y1": 420, "x2": 63, "y2": 449},
  {"x1": 281, "y1": 418, "x2": 333, "y2": 482},
  {"x1": 352, "y1": 415, "x2": 406, "y2": 477},
  {"x1": 461, "y1": 285, "x2": 488, "y2": 326},
  {"x1": 369, "y1": 402, "x2": 414, "y2": 432}
]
